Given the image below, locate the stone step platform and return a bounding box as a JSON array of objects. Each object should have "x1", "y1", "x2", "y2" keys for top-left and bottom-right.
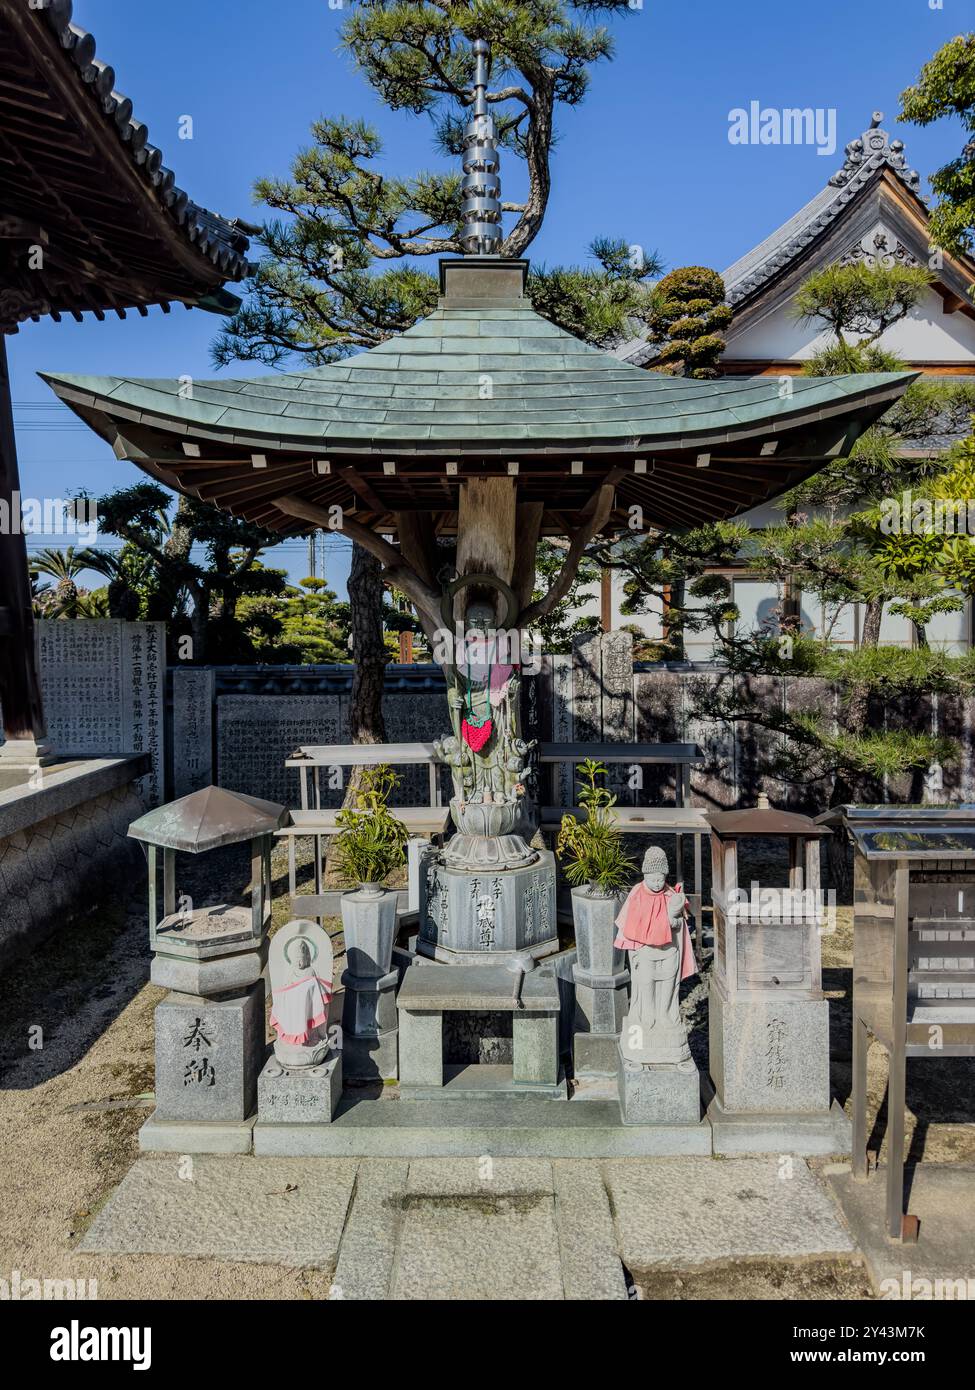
[
  {"x1": 253, "y1": 1093, "x2": 712, "y2": 1158},
  {"x1": 400, "y1": 1062, "x2": 568, "y2": 1101}
]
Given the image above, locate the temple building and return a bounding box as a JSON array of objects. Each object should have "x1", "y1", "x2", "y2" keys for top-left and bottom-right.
[{"x1": 602, "y1": 114, "x2": 975, "y2": 656}]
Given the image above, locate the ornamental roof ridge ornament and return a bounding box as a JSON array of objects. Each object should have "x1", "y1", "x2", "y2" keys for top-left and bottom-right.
[
  {"x1": 460, "y1": 38, "x2": 503, "y2": 255},
  {"x1": 828, "y1": 111, "x2": 922, "y2": 196}
]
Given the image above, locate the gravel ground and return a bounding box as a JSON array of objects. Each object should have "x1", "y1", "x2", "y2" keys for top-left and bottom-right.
[{"x1": 0, "y1": 834, "x2": 972, "y2": 1300}]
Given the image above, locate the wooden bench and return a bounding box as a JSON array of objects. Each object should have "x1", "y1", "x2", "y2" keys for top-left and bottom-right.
[
  {"x1": 538, "y1": 741, "x2": 704, "y2": 809},
  {"x1": 281, "y1": 743, "x2": 447, "y2": 920},
  {"x1": 540, "y1": 803, "x2": 711, "y2": 954}
]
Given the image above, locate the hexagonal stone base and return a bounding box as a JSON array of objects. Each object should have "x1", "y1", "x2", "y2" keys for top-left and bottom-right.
[
  {"x1": 150, "y1": 943, "x2": 266, "y2": 996},
  {"x1": 418, "y1": 852, "x2": 558, "y2": 963}
]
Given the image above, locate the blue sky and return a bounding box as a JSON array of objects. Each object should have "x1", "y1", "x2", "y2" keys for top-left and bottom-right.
[{"x1": 12, "y1": 0, "x2": 971, "y2": 596}]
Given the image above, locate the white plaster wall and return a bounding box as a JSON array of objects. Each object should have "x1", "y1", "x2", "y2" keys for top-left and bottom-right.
[{"x1": 725, "y1": 286, "x2": 975, "y2": 363}]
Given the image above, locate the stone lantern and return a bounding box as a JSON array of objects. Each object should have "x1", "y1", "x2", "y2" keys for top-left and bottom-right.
[
  {"x1": 128, "y1": 785, "x2": 286, "y2": 1153},
  {"x1": 706, "y1": 800, "x2": 850, "y2": 1154}
]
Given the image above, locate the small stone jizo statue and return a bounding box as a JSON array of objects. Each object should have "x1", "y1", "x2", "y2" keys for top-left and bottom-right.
[
  {"x1": 268, "y1": 919, "x2": 334, "y2": 1067},
  {"x1": 615, "y1": 846, "x2": 697, "y2": 1065}
]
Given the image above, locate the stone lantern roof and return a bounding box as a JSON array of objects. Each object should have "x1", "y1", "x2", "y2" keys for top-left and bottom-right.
[{"x1": 128, "y1": 785, "x2": 286, "y2": 853}]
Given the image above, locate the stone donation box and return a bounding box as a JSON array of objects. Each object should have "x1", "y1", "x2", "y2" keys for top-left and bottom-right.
[
  {"x1": 128, "y1": 785, "x2": 286, "y2": 1152},
  {"x1": 707, "y1": 803, "x2": 850, "y2": 1153},
  {"x1": 830, "y1": 806, "x2": 975, "y2": 1242}
]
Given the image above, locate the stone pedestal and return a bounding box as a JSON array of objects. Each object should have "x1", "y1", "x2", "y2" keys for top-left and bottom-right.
[
  {"x1": 140, "y1": 982, "x2": 264, "y2": 1153},
  {"x1": 0, "y1": 735, "x2": 56, "y2": 767},
  {"x1": 341, "y1": 966, "x2": 400, "y2": 1082},
  {"x1": 340, "y1": 889, "x2": 400, "y2": 1081},
  {"x1": 617, "y1": 1051, "x2": 701, "y2": 1126},
  {"x1": 570, "y1": 887, "x2": 629, "y2": 1078},
  {"x1": 707, "y1": 978, "x2": 849, "y2": 1153},
  {"x1": 418, "y1": 850, "x2": 559, "y2": 964},
  {"x1": 709, "y1": 979, "x2": 829, "y2": 1114},
  {"x1": 573, "y1": 972, "x2": 629, "y2": 1076},
  {"x1": 253, "y1": 1050, "x2": 343, "y2": 1154}
]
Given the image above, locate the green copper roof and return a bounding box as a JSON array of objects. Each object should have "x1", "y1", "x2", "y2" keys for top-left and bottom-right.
[{"x1": 41, "y1": 299, "x2": 914, "y2": 452}]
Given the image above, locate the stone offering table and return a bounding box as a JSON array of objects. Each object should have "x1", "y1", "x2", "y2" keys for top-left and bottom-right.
[{"x1": 396, "y1": 963, "x2": 564, "y2": 1098}]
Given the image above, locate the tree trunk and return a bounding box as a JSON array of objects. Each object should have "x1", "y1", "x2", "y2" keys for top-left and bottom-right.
[
  {"x1": 826, "y1": 595, "x2": 885, "y2": 892},
  {"x1": 348, "y1": 542, "x2": 388, "y2": 747},
  {"x1": 326, "y1": 542, "x2": 389, "y2": 884},
  {"x1": 860, "y1": 596, "x2": 883, "y2": 651},
  {"x1": 669, "y1": 578, "x2": 686, "y2": 660}
]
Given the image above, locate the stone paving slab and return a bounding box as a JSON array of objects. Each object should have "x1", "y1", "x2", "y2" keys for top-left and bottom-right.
[
  {"x1": 79, "y1": 1153, "x2": 861, "y2": 1296},
  {"x1": 825, "y1": 1163, "x2": 975, "y2": 1298},
  {"x1": 552, "y1": 1160, "x2": 629, "y2": 1300},
  {"x1": 391, "y1": 1179, "x2": 565, "y2": 1301},
  {"x1": 80, "y1": 1156, "x2": 358, "y2": 1270},
  {"x1": 405, "y1": 1156, "x2": 553, "y2": 1194},
  {"x1": 331, "y1": 1159, "x2": 408, "y2": 1301},
  {"x1": 604, "y1": 1156, "x2": 856, "y2": 1270}
]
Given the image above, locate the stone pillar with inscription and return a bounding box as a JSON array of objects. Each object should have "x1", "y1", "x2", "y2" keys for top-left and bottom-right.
[
  {"x1": 171, "y1": 668, "x2": 215, "y2": 798},
  {"x1": 37, "y1": 619, "x2": 166, "y2": 805},
  {"x1": 706, "y1": 809, "x2": 852, "y2": 1155}
]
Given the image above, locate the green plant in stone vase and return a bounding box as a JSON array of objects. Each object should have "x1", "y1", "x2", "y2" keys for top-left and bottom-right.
[
  {"x1": 333, "y1": 765, "x2": 409, "y2": 889},
  {"x1": 556, "y1": 759, "x2": 635, "y2": 897}
]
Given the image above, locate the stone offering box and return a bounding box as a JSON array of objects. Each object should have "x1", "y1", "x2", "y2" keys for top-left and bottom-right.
[
  {"x1": 826, "y1": 806, "x2": 975, "y2": 1241},
  {"x1": 128, "y1": 785, "x2": 286, "y2": 996},
  {"x1": 709, "y1": 805, "x2": 830, "y2": 1003}
]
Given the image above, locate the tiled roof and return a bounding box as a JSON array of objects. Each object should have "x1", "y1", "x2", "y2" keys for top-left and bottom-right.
[
  {"x1": 41, "y1": 299, "x2": 915, "y2": 450},
  {"x1": 722, "y1": 114, "x2": 921, "y2": 307},
  {"x1": 17, "y1": 0, "x2": 252, "y2": 280},
  {"x1": 617, "y1": 114, "x2": 924, "y2": 368}
]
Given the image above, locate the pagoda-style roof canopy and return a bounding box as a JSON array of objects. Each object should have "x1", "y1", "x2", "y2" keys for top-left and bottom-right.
[
  {"x1": 0, "y1": 0, "x2": 252, "y2": 331},
  {"x1": 43, "y1": 258, "x2": 915, "y2": 536},
  {"x1": 128, "y1": 786, "x2": 286, "y2": 853}
]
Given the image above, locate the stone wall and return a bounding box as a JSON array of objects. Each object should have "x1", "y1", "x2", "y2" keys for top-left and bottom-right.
[
  {"x1": 35, "y1": 620, "x2": 166, "y2": 806},
  {"x1": 164, "y1": 639, "x2": 975, "y2": 812},
  {"x1": 0, "y1": 756, "x2": 148, "y2": 970}
]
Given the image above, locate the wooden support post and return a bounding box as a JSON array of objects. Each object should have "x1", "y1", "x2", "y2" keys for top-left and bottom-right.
[
  {"x1": 887, "y1": 862, "x2": 911, "y2": 1240},
  {"x1": 852, "y1": 1013, "x2": 870, "y2": 1180},
  {"x1": 0, "y1": 338, "x2": 48, "y2": 749}
]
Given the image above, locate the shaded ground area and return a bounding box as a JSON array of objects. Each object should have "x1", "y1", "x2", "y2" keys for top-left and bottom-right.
[{"x1": 0, "y1": 835, "x2": 972, "y2": 1299}]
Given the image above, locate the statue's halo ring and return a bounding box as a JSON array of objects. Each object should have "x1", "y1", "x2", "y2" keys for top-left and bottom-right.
[{"x1": 440, "y1": 572, "x2": 519, "y2": 635}]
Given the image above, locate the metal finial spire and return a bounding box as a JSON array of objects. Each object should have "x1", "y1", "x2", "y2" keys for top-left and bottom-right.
[{"x1": 461, "y1": 38, "x2": 502, "y2": 256}]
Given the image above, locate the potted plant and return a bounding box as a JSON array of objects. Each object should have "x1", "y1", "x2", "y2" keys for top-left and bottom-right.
[
  {"x1": 336, "y1": 765, "x2": 409, "y2": 981},
  {"x1": 556, "y1": 759, "x2": 635, "y2": 976}
]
